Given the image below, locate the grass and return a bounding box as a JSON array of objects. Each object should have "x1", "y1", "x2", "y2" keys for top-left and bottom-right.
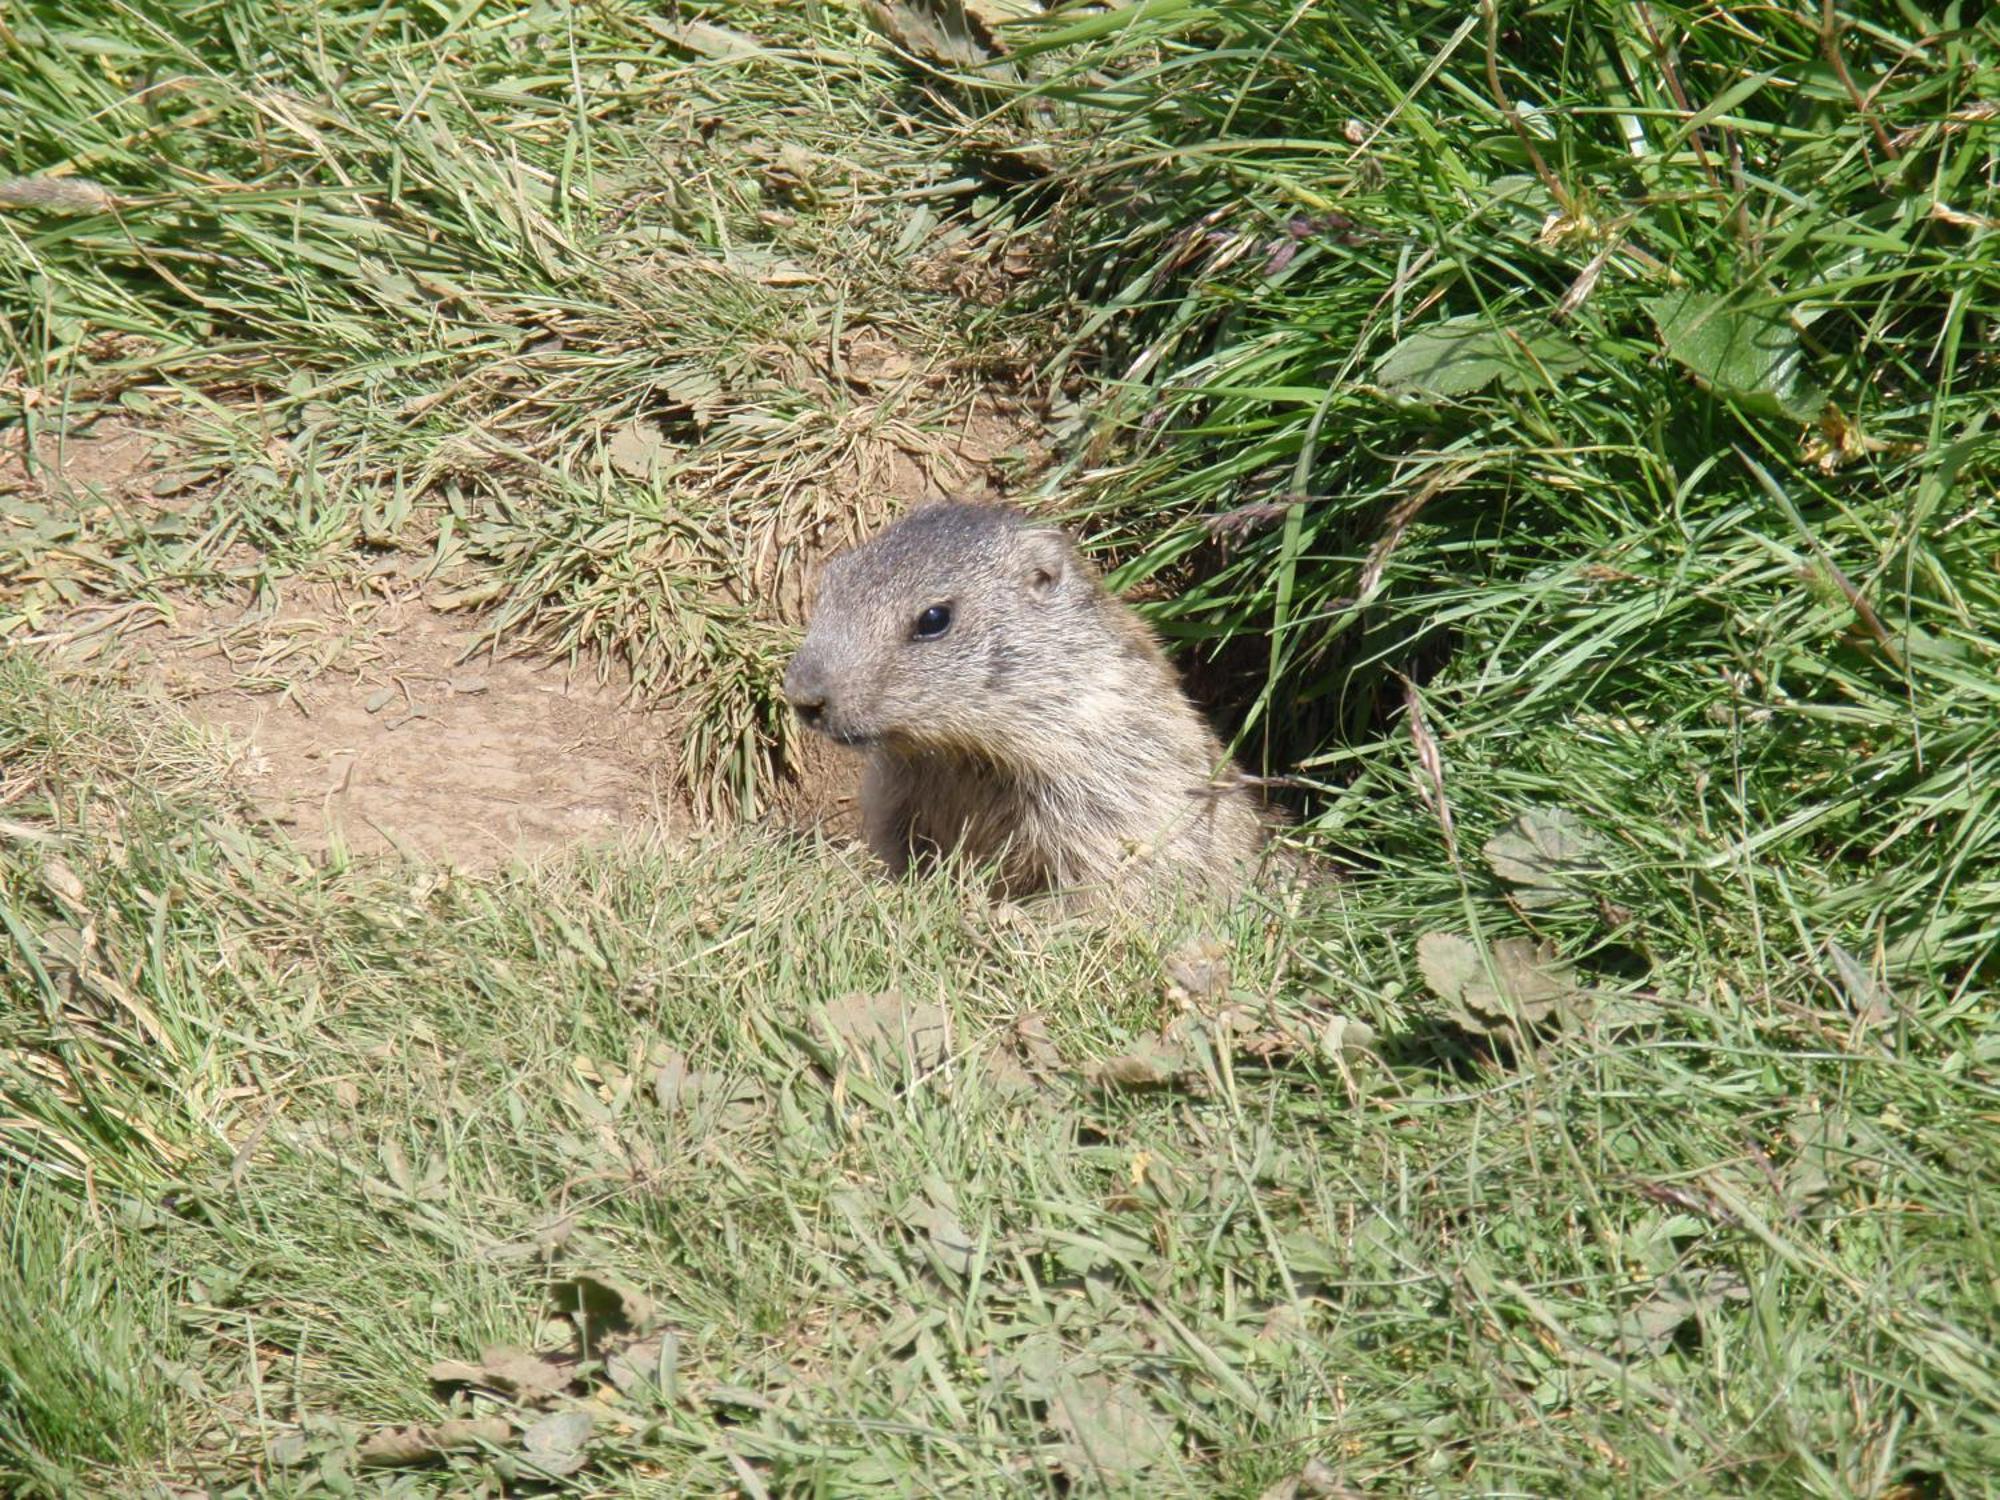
[
  {"x1": 1002, "y1": 0, "x2": 2000, "y2": 990},
  {"x1": 6, "y1": 654, "x2": 1995, "y2": 1495},
  {"x1": 1, "y1": 0, "x2": 1043, "y2": 817},
  {"x1": 1, "y1": 1180, "x2": 188, "y2": 1495},
  {"x1": 3, "y1": 0, "x2": 1999, "y2": 1495}
]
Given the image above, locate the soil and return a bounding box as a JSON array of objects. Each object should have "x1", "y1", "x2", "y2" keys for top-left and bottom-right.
[
  {"x1": 124, "y1": 586, "x2": 682, "y2": 866},
  {"x1": 10, "y1": 384, "x2": 1046, "y2": 871},
  {"x1": 0, "y1": 414, "x2": 166, "y2": 499}
]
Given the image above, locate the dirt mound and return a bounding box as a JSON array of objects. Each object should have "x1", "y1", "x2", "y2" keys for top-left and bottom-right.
[
  {"x1": 91, "y1": 586, "x2": 682, "y2": 867},
  {"x1": 10, "y1": 374, "x2": 1046, "y2": 871}
]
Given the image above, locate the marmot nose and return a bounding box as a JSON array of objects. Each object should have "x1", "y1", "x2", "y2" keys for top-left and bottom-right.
[{"x1": 782, "y1": 656, "x2": 829, "y2": 726}]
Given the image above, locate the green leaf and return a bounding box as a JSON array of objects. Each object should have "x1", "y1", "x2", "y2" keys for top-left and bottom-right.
[
  {"x1": 1374, "y1": 315, "x2": 1588, "y2": 398},
  {"x1": 1610, "y1": 1269, "x2": 1750, "y2": 1358},
  {"x1": 1483, "y1": 806, "x2": 1611, "y2": 908},
  {"x1": 1644, "y1": 289, "x2": 1822, "y2": 420},
  {"x1": 1416, "y1": 932, "x2": 1584, "y2": 1033}
]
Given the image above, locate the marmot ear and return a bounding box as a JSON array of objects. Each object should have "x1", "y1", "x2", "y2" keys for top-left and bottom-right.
[{"x1": 1021, "y1": 527, "x2": 1071, "y2": 597}]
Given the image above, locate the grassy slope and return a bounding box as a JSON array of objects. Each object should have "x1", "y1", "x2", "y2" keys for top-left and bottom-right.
[
  {"x1": 1018, "y1": 0, "x2": 2000, "y2": 983},
  {"x1": 0, "y1": 0, "x2": 1041, "y2": 816},
  {"x1": 9, "y1": 654, "x2": 1994, "y2": 1496},
  {"x1": 4, "y1": 0, "x2": 1998, "y2": 1496}
]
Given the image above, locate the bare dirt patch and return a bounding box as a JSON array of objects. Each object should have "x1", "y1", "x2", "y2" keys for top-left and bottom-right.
[
  {"x1": 11, "y1": 360, "x2": 1053, "y2": 871},
  {"x1": 94, "y1": 585, "x2": 683, "y2": 868},
  {"x1": 0, "y1": 413, "x2": 165, "y2": 500}
]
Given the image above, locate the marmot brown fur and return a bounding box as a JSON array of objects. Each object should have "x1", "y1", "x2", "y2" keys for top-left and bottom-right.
[{"x1": 782, "y1": 502, "x2": 1268, "y2": 904}]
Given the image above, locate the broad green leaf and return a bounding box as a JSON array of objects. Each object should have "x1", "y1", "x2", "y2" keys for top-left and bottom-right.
[
  {"x1": 1645, "y1": 289, "x2": 1822, "y2": 420},
  {"x1": 1374, "y1": 315, "x2": 1588, "y2": 398}
]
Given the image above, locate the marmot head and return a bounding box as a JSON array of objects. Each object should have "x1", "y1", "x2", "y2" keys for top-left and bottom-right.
[{"x1": 783, "y1": 503, "x2": 1115, "y2": 765}]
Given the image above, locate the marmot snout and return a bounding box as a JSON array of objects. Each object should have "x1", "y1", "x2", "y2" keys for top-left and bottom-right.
[{"x1": 784, "y1": 503, "x2": 1267, "y2": 904}]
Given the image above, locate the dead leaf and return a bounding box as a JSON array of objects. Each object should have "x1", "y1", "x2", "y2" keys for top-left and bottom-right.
[
  {"x1": 605, "y1": 1332, "x2": 678, "y2": 1402},
  {"x1": 40, "y1": 857, "x2": 87, "y2": 912},
  {"x1": 1049, "y1": 1374, "x2": 1173, "y2": 1479},
  {"x1": 1164, "y1": 934, "x2": 1231, "y2": 1005},
  {"x1": 1259, "y1": 1457, "x2": 1363, "y2": 1499},
  {"x1": 1087, "y1": 1035, "x2": 1193, "y2": 1089},
  {"x1": 1417, "y1": 931, "x2": 1584, "y2": 1034},
  {"x1": 1824, "y1": 942, "x2": 1896, "y2": 1028},
  {"x1": 550, "y1": 1271, "x2": 657, "y2": 1339},
  {"x1": 978, "y1": 1045, "x2": 1041, "y2": 1097},
  {"x1": 1316, "y1": 1015, "x2": 1378, "y2": 1060},
  {"x1": 606, "y1": 417, "x2": 676, "y2": 479},
  {"x1": 640, "y1": 16, "x2": 774, "y2": 59},
  {"x1": 901, "y1": 1196, "x2": 977, "y2": 1275},
  {"x1": 427, "y1": 1345, "x2": 574, "y2": 1402},
  {"x1": 1014, "y1": 1012, "x2": 1063, "y2": 1073},
  {"x1": 819, "y1": 990, "x2": 953, "y2": 1074},
  {"x1": 864, "y1": 0, "x2": 1031, "y2": 70},
  {"x1": 519, "y1": 1409, "x2": 593, "y2": 1478},
  {"x1": 355, "y1": 1417, "x2": 511, "y2": 1468}
]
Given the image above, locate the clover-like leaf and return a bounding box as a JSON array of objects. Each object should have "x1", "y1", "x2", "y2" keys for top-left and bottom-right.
[
  {"x1": 1645, "y1": 288, "x2": 1822, "y2": 420},
  {"x1": 1375, "y1": 315, "x2": 1588, "y2": 399},
  {"x1": 1484, "y1": 806, "x2": 1610, "y2": 908},
  {"x1": 1417, "y1": 931, "x2": 1584, "y2": 1033}
]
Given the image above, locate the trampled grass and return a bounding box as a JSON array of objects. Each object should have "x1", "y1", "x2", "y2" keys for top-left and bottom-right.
[{"x1": 4, "y1": 0, "x2": 1999, "y2": 1495}]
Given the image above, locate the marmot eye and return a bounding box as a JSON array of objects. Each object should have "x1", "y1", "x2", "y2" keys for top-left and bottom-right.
[{"x1": 912, "y1": 603, "x2": 953, "y2": 640}]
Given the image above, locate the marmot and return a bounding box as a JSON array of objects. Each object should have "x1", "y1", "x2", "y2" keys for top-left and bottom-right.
[{"x1": 782, "y1": 502, "x2": 1269, "y2": 904}]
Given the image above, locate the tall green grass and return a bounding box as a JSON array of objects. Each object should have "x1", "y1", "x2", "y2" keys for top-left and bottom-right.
[
  {"x1": 1006, "y1": 0, "x2": 2000, "y2": 994},
  {"x1": 0, "y1": 1182, "x2": 187, "y2": 1498}
]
